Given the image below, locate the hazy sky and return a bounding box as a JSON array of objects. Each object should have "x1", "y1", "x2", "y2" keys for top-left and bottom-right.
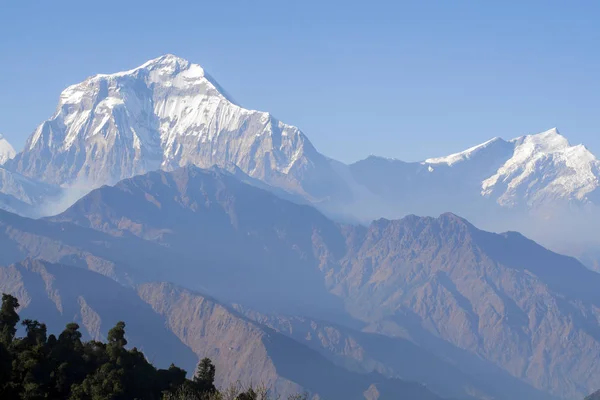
[{"x1": 1, "y1": 0, "x2": 598, "y2": 163}]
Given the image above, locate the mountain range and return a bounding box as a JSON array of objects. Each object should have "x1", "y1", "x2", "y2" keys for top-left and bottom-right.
[
  {"x1": 4, "y1": 55, "x2": 600, "y2": 217},
  {"x1": 0, "y1": 165, "x2": 598, "y2": 399},
  {"x1": 3, "y1": 55, "x2": 600, "y2": 266},
  {"x1": 1, "y1": 55, "x2": 599, "y2": 399}
]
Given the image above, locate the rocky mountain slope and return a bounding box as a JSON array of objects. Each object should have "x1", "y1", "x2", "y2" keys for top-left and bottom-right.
[
  {"x1": 337, "y1": 213, "x2": 600, "y2": 400},
  {"x1": 235, "y1": 307, "x2": 555, "y2": 400},
  {"x1": 34, "y1": 165, "x2": 600, "y2": 399},
  {"x1": 0, "y1": 259, "x2": 198, "y2": 372},
  {"x1": 0, "y1": 167, "x2": 554, "y2": 399},
  {"x1": 0, "y1": 258, "x2": 444, "y2": 400},
  {"x1": 137, "y1": 282, "x2": 444, "y2": 400},
  {"x1": 0, "y1": 207, "x2": 493, "y2": 399},
  {"x1": 49, "y1": 166, "x2": 349, "y2": 317}
]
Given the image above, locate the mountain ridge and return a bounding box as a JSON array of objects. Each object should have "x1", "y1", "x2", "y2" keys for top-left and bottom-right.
[
  {"x1": 7, "y1": 55, "x2": 600, "y2": 224},
  {"x1": 7, "y1": 54, "x2": 351, "y2": 207},
  {"x1": 0, "y1": 133, "x2": 16, "y2": 165},
  {"x1": 44, "y1": 165, "x2": 600, "y2": 399},
  {"x1": 1, "y1": 164, "x2": 598, "y2": 398}
]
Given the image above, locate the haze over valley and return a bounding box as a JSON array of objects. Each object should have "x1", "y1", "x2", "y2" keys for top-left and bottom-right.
[{"x1": 1, "y1": 3, "x2": 600, "y2": 398}]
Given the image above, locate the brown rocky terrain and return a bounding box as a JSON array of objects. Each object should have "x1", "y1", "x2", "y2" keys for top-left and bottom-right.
[
  {"x1": 0, "y1": 166, "x2": 597, "y2": 399},
  {"x1": 0, "y1": 259, "x2": 444, "y2": 400}
]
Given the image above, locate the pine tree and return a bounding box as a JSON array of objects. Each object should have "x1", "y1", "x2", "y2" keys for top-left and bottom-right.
[
  {"x1": 0, "y1": 294, "x2": 20, "y2": 345},
  {"x1": 0, "y1": 293, "x2": 305, "y2": 400},
  {"x1": 194, "y1": 357, "x2": 216, "y2": 394},
  {"x1": 107, "y1": 321, "x2": 128, "y2": 349}
]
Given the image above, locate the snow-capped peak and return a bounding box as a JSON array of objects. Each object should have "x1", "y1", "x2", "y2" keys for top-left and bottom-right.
[
  {"x1": 93, "y1": 54, "x2": 197, "y2": 80},
  {"x1": 482, "y1": 127, "x2": 600, "y2": 207},
  {"x1": 0, "y1": 134, "x2": 16, "y2": 165},
  {"x1": 509, "y1": 127, "x2": 569, "y2": 151},
  {"x1": 407, "y1": 126, "x2": 600, "y2": 208},
  {"x1": 425, "y1": 137, "x2": 507, "y2": 166},
  {"x1": 12, "y1": 55, "x2": 341, "y2": 202},
  {"x1": 140, "y1": 54, "x2": 193, "y2": 70}
]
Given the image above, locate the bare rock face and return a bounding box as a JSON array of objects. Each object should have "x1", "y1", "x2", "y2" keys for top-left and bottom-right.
[
  {"x1": 0, "y1": 257, "x2": 444, "y2": 399},
  {"x1": 135, "y1": 282, "x2": 444, "y2": 400},
  {"x1": 137, "y1": 282, "x2": 303, "y2": 397},
  {"x1": 0, "y1": 259, "x2": 198, "y2": 372},
  {"x1": 331, "y1": 214, "x2": 600, "y2": 400},
  {"x1": 235, "y1": 307, "x2": 555, "y2": 400}
]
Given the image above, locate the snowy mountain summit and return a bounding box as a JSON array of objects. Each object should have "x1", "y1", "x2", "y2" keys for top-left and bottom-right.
[
  {"x1": 4, "y1": 54, "x2": 599, "y2": 222},
  {"x1": 422, "y1": 128, "x2": 600, "y2": 207},
  {"x1": 481, "y1": 128, "x2": 600, "y2": 207},
  {"x1": 0, "y1": 134, "x2": 16, "y2": 165},
  {"x1": 8, "y1": 54, "x2": 344, "y2": 200}
]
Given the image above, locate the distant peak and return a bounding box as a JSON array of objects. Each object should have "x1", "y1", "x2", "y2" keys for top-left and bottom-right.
[
  {"x1": 86, "y1": 54, "x2": 205, "y2": 83},
  {"x1": 0, "y1": 134, "x2": 16, "y2": 163},
  {"x1": 425, "y1": 136, "x2": 509, "y2": 166},
  {"x1": 439, "y1": 212, "x2": 470, "y2": 225},
  {"x1": 510, "y1": 127, "x2": 572, "y2": 152},
  {"x1": 514, "y1": 127, "x2": 564, "y2": 141},
  {"x1": 140, "y1": 54, "x2": 192, "y2": 69},
  {"x1": 531, "y1": 127, "x2": 564, "y2": 141}
]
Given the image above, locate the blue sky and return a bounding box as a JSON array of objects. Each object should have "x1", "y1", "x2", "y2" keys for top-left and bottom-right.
[{"x1": 1, "y1": 0, "x2": 598, "y2": 163}]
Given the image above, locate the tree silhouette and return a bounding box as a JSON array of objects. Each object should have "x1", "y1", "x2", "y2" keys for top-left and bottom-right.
[
  {"x1": 0, "y1": 293, "x2": 305, "y2": 400},
  {"x1": 0, "y1": 294, "x2": 20, "y2": 345},
  {"x1": 194, "y1": 357, "x2": 217, "y2": 394}
]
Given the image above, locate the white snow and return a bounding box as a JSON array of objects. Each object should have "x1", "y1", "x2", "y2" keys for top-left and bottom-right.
[
  {"x1": 426, "y1": 137, "x2": 505, "y2": 166},
  {"x1": 17, "y1": 53, "x2": 600, "y2": 213},
  {"x1": 481, "y1": 128, "x2": 600, "y2": 206},
  {"x1": 0, "y1": 134, "x2": 16, "y2": 165},
  {"x1": 60, "y1": 86, "x2": 86, "y2": 104},
  {"x1": 97, "y1": 97, "x2": 125, "y2": 109},
  {"x1": 19, "y1": 54, "x2": 311, "y2": 190}
]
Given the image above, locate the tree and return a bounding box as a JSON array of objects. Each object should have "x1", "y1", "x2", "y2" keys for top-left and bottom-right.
[
  {"x1": 22, "y1": 319, "x2": 48, "y2": 346},
  {"x1": 107, "y1": 321, "x2": 128, "y2": 349},
  {"x1": 236, "y1": 387, "x2": 257, "y2": 400},
  {"x1": 0, "y1": 341, "x2": 16, "y2": 398},
  {"x1": 0, "y1": 293, "x2": 20, "y2": 345},
  {"x1": 0, "y1": 293, "x2": 306, "y2": 400},
  {"x1": 53, "y1": 322, "x2": 86, "y2": 397},
  {"x1": 58, "y1": 323, "x2": 83, "y2": 347},
  {"x1": 157, "y1": 364, "x2": 187, "y2": 393},
  {"x1": 194, "y1": 357, "x2": 216, "y2": 394}
]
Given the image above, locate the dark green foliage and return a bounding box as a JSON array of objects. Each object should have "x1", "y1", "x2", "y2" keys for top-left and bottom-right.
[
  {"x1": 236, "y1": 387, "x2": 257, "y2": 400},
  {"x1": 0, "y1": 293, "x2": 20, "y2": 344},
  {"x1": 194, "y1": 357, "x2": 216, "y2": 394},
  {"x1": 0, "y1": 293, "x2": 302, "y2": 400}
]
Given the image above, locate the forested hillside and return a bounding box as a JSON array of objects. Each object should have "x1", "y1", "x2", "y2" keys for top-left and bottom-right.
[{"x1": 0, "y1": 293, "x2": 304, "y2": 400}]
